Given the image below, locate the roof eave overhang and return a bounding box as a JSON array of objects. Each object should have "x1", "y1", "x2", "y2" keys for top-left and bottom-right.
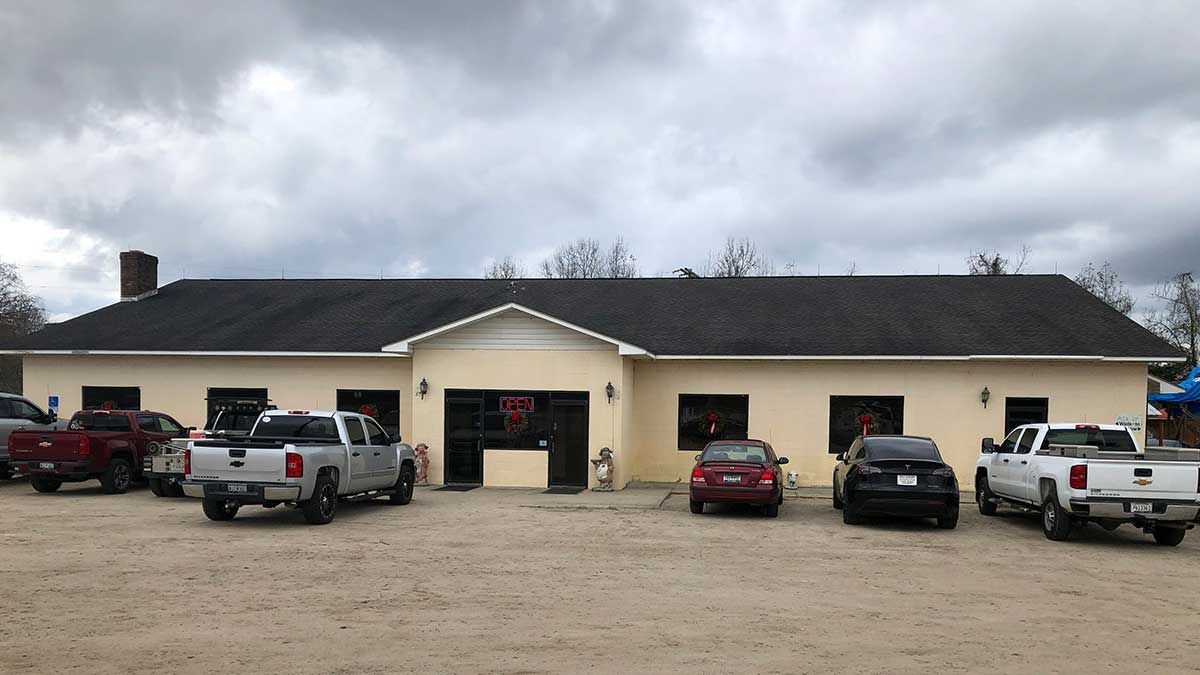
[
  {"x1": 380, "y1": 302, "x2": 654, "y2": 358},
  {"x1": 0, "y1": 350, "x2": 406, "y2": 358},
  {"x1": 651, "y1": 354, "x2": 1187, "y2": 362}
]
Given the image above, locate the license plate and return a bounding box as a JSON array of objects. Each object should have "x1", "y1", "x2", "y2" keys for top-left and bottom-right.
[
  {"x1": 38, "y1": 462, "x2": 55, "y2": 470},
  {"x1": 897, "y1": 475, "x2": 917, "y2": 486},
  {"x1": 225, "y1": 483, "x2": 248, "y2": 493},
  {"x1": 723, "y1": 474, "x2": 742, "y2": 483},
  {"x1": 1130, "y1": 502, "x2": 1153, "y2": 513}
]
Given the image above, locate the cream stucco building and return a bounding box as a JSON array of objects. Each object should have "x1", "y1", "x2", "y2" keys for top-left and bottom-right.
[{"x1": 3, "y1": 251, "x2": 1183, "y2": 490}]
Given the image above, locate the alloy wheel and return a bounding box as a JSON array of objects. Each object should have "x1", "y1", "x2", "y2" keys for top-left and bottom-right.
[{"x1": 320, "y1": 484, "x2": 336, "y2": 518}]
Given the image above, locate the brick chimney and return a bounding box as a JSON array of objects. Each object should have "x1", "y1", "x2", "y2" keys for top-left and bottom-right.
[{"x1": 119, "y1": 250, "x2": 158, "y2": 301}]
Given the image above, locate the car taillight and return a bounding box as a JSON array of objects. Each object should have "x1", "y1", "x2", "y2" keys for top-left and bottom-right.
[
  {"x1": 286, "y1": 452, "x2": 304, "y2": 478},
  {"x1": 184, "y1": 448, "x2": 191, "y2": 475},
  {"x1": 759, "y1": 469, "x2": 775, "y2": 485},
  {"x1": 856, "y1": 465, "x2": 882, "y2": 476},
  {"x1": 1075, "y1": 424, "x2": 1100, "y2": 430},
  {"x1": 78, "y1": 435, "x2": 90, "y2": 456},
  {"x1": 1069, "y1": 464, "x2": 1087, "y2": 490},
  {"x1": 691, "y1": 467, "x2": 705, "y2": 483},
  {"x1": 933, "y1": 466, "x2": 955, "y2": 477}
]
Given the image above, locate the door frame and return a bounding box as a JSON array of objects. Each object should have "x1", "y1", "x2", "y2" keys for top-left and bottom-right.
[
  {"x1": 548, "y1": 398, "x2": 589, "y2": 488},
  {"x1": 444, "y1": 395, "x2": 484, "y2": 485}
]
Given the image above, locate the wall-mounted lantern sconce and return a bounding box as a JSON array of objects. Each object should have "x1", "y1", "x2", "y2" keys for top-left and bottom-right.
[
  {"x1": 980, "y1": 386, "x2": 990, "y2": 409},
  {"x1": 419, "y1": 378, "x2": 429, "y2": 400},
  {"x1": 606, "y1": 381, "x2": 615, "y2": 404}
]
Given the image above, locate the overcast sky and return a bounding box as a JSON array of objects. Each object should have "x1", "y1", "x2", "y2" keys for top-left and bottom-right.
[{"x1": 2, "y1": 1, "x2": 1198, "y2": 322}]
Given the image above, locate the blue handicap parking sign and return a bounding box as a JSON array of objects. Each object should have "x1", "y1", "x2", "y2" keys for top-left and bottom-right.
[{"x1": 48, "y1": 395, "x2": 59, "y2": 413}]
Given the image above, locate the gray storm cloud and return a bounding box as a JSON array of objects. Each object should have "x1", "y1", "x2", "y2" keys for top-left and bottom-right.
[{"x1": 0, "y1": 0, "x2": 1197, "y2": 319}]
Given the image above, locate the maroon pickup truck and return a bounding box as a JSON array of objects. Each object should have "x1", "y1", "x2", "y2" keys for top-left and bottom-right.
[{"x1": 9, "y1": 410, "x2": 186, "y2": 494}]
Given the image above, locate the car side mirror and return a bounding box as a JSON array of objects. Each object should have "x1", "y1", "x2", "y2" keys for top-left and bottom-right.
[
  {"x1": 44, "y1": 412, "x2": 58, "y2": 424},
  {"x1": 777, "y1": 457, "x2": 789, "y2": 465},
  {"x1": 694, "y1": 454, "x2": 701, "y2": 462},
  {"x1": 981, "y1": 437, "x2": 995, "y2": 454},
  {"x1": 835, "y1": 452, "x2": 846, "y2": 462},
  {"x1": 390, "y1": 433, "x2": 402, "y2": 444}
]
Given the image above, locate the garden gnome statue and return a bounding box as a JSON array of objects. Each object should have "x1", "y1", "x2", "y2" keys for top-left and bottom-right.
[
  {"x1": 414, "y1": 443, "x2": 430, "y2": 485},
  {"x1": 591, "y1": 446, "x2": 615, "y2": 491}
]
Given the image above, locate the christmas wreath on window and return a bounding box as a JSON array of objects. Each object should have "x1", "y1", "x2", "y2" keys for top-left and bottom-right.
[
  {"x1": 698, "y1": 410, "x2": 724, "y2": 438},
  {"x1": 504, "y1": 410, "x2": 530, "y2": 435}
]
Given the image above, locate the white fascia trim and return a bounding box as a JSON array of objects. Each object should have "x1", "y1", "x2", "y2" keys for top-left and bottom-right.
[
  {"x1": 652, "y1": 354, "x2": 1185, "y2": 362},
  {"x1": 0, "y1": 350, "x2": 407, "y2": 358},
  {"x1": 380, "y1": 302, "x2": 653, "y2": 357}
]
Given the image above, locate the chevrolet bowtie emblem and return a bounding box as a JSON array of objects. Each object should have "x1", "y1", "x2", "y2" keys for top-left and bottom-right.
[
  {"x1": 37, "y1": 441, "x2": 52, "y2": 448},
  {"x1": 1132, "y1": 478, "x2": 1153, "y2": 486}
]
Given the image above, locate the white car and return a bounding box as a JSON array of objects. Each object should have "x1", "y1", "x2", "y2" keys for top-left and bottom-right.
[{"x1": 976, "y1": 423, "x2": 1200, "y2": 545}]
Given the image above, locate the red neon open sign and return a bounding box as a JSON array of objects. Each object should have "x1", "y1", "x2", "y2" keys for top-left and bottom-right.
[{"x1": 499, "y1": 396, "x2": 535, "y2": 413}]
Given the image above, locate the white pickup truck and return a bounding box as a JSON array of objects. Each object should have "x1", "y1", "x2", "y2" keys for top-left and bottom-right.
[
  {"x1": 976, "y1": 423, "x2": 1200, "y2": 545},
  {"x1": 182, "y1": 410, "x2": 416, "y2": 525}
]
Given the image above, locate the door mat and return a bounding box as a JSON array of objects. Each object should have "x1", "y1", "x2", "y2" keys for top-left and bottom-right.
[
  {"x1": 436, "y1": 485, "x2": 480, "y2": 492},
  {"x1": 543, "y1": 487, "x2": 587, "y2": 495}
]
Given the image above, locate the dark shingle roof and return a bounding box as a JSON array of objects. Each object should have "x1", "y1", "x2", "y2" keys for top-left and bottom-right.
[{"x1": 2, "y1": 275, "x2": 1183, "y2": 358}]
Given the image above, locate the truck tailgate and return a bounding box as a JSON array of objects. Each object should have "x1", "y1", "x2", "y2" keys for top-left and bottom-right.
[
  {"x1": 1086, "y1": 460, "x2": 1200, "y2": 501},
  {"x1": 9, "y1": 431, "x2": 89, "y2": 462},
  {"x1": 189, "y1": 442, "x2": 286, "y2": 483}
]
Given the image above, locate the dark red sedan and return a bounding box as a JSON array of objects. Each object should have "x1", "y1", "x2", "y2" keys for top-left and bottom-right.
[{"x1": 689, "y1": 439, "x2": 788, "y2": 517}]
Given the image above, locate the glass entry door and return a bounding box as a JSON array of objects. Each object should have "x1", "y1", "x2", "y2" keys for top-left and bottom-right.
[
  {"x1": 444, "y1": 398, "x2": 483, "y2": 485},
  {"x1": 549, "y1": 401, "x2": 589, "y2": 487}
]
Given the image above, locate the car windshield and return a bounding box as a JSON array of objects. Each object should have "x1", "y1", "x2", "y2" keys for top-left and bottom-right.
[
  {"x1": 251, "y1": 415, "x2": 339, "y2": 439},
  {"x1": 864, "y1": 437, "x2": 941, "y2": 461},
  {"x1": 1043, "y1": 428, "x2": 1137, "y2": 452},
  {"x1": 701, "y1": 444, "x2": 768, "y2": 463}
]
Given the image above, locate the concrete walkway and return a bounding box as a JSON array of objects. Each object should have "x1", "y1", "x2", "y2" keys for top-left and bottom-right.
[{"x1": 414, "y1": 481, "x2": 678, "y2": 511}]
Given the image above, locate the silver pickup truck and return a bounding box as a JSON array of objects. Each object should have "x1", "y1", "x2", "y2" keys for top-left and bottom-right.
[{"x1": 182, "y1": 410, "x2": 416, "y2": 525}]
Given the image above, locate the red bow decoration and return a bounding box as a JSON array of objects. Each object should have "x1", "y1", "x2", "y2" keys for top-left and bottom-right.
[
  {"x1": 706, "y1": 412, "x2": 719, "y2": 436},
  {"x1": 510, "y1": 411, "x2": 521, "y2": 422}
]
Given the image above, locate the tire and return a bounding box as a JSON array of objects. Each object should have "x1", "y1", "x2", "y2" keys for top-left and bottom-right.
[
  {"x1": 202, "y1": 498, "x2": 239, "y2": 521},
  {"x1": 30, "y1": 476, "x2": 62, "y2": 493},
  {"x1": 390, "y1": 464, "x2": 415, "y2": 505},
  {"x1": 149, "y1": 478, "x2": 167, "y2": 497},
  {"x1": 937, "y1": 503, "x2": 959, "y2": 529},
  {"x1": 976, "y1": 475, "x2": 998, "y2": 516},
  {"x1": 302, "y1": 475, "x2": 338, "y2": 525},
  {"x1": 689, "y1": 500, "x2": 704, "y2": 514},
  {"x1": 1153, "y1": 527, "x2": 1186, "y2": 547},
  {"x1": 1041, "y1": 491, "x2": 1072, "y2": 541},
  {"x1": 764, "y1": 502, "x2": 779, "y2": 518},
  {"x1": 100, "y1": 458, "x2": 132, "y2": 494},
  {"x1": 842, "y1": 504, "x2": 864, "y2": 525},
  {"x1": 0, "y1": 464, "x2": 12, "y2": 480},
  {"x1": 832, "y1": 481, "x2": 844, "y2": 510}
]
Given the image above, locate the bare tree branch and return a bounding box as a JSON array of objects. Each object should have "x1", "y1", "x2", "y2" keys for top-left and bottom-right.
[
  {"x1": 1144, "y1": 272, "x2": 1200, "y2": 379},
  {"x1": 0, "y1": 260, "x2": 48, "y2": 394},
  {"x1": 483, "y1": 256, "x2": 526, "y2": 279},
  {"x1": 539, "y1": 238, "x2": 638, "y2": 278},
  {"x1": 704, "y1": 237, "x2": 775, "y2": 277},
  {"x1": 1073, "y1": 261, "x2": 1134, "y2": 315},
  {"x1": 966, "y1": 245, "x2": 1033, "y2": 275}
]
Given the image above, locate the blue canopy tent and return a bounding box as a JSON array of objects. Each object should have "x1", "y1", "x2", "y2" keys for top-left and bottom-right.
[
  {"x1": 1149, "y1": 367, "x2": 1200, "y2": 446},
  {"x1": 1149, "y1": 366, "x2": 1200, "y2": 407}
]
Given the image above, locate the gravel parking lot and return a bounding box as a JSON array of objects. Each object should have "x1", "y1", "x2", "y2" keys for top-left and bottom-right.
[{"x1": 1, "y1": 478, "x2": 1198, "y2": 674}]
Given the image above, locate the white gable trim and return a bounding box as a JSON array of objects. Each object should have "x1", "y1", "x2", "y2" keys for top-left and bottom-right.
[
  {"x1": 0, "y1": 350, "x2": 406, "y2": 358},
  {"x1": 381, "y1": 303, "x2": 652, "y2": 357}
]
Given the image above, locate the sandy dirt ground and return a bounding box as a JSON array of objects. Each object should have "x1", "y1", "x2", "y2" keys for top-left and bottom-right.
[{"x1": 1, "y1": 478, "x2": 1199, "y2": 675}]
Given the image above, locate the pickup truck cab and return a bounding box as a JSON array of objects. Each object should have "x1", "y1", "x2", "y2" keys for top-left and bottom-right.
[
  {"x1": 182, "y1": 410, "x2": 416, "y2": 525},
  {"x1": 976, "y1": 423, "x2": 1200, "y2": 545},
  {"x1": 9, "y1": 410, "x2": 185, "y2": 494}
]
